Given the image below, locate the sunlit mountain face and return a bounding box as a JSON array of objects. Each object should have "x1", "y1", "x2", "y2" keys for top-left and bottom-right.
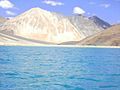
[
  {"x1": 0, "y1": 7, "x2": 112, "y2": 45},
  {"x1": 0, "y1": 0, "x2": 120, "y2": 46}
]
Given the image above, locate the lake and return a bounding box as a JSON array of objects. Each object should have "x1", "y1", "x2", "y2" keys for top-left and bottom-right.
[{"x1": 0, "y1": 46, "x2": 120, "y2": 90}]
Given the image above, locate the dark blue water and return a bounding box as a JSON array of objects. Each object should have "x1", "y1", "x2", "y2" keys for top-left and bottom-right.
[{"x1": 0, "y1": 46, "x2": 120, "y2": 90}]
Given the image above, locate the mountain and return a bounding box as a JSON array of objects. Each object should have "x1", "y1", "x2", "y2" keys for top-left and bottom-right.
[
  {"x1": 0, "y1": 16, "x2": 7, "y2": 23},
  {"x1": 0, "y1": 32, "x2": 55, "y2": 45},
  {"x1": 68, "y1": 15, "x2": 111, "y2": 37},
  {"x1": 77, "y1": 24, "x2": 120, "y2": 46},
  {"x1": 0, "y1": 8, "x2": 82, "y2": 44},
  {"x1": 0, "y1": 7, "x2": 111, "y2": 45},
  {"x1": 89, "y1": 16, "x2": 111, "y2": 29}
]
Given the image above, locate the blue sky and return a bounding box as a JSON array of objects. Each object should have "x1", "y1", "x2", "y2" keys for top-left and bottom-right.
[{"x1": 0, "y1": 0, "x2": 120, "y2": 24}]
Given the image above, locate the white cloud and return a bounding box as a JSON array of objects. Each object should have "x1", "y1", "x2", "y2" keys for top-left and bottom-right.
[
  {"x1": 6, "y1": 10, "x2": 16, "y2": 16},
  {"x1": 73, "y1": 7, "x2": 85, "y2": 14},
  {"x1": 100, "y1": 3, "x2": 111, "y2": 8},
  {"x1": 0, "y1": 0, "x2": 14, "y2": 9},
  {"x1": 42, "y1": 0, "x2": 64, "y2": 6}
]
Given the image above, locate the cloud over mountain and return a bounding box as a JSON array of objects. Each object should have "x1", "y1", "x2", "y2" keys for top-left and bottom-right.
[
  {"x1": 100, "y1": 3, "x2": 111, "y2": 8},
  {"x1": 6, "y1": 10, "x2": 16, "y2": 16},
  {"x1": 0, "y1": 0, "x2": 14, "y2": 9},
  {"x1": 42, "y1": 0, "x2": 64, "y2": 6},
  {"x1": 73, "y1": 7, "x2": 85, "y2": 14}
]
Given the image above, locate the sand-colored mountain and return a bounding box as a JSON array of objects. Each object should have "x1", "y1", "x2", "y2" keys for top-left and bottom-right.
[
  {"x1": 77, "y1": 24, "x2": 120, "y2": 46},
  {"x1": 0, "y1": 8, "x2": 83, "y2": 44},
  {"x1": 0, "y1": 8, "x2": 112, "y2": 45},
  {"x1": 0, "y1": 17, "x2": 7, "y2": 23},
  {"x1": 0, "y1": 32, "x2": 55, "y2": 45},
  {"x1": 68, "y1": 15, "x2": 111, "y2": 37}
]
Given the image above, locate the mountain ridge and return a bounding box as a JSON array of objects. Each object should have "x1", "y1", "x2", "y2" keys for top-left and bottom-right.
[
  {"x1": 0, "y1": 8, "x2": 83, "y2": 43},
  {"x1": 77, "y1": 24, "x2": 120, "y2": 46},
  {"x1": 0, "y1": 7, "x2": 113, "y2": 45},
  {"x1": 68, "y1": 15, "x2": 110, "y2": 37},
  {"x1": 89, "y1": 16, "x2": 111, "y2": 29}
]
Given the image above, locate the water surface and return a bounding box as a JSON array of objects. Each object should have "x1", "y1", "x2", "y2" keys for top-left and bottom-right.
[{"x1": 0, "y1": 46, "x2": 120, "y2": 90}]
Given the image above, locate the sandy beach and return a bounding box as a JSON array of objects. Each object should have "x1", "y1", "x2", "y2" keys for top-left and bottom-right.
[{"x1": 0, "y1": 43, "x2": 120, "y2": 48}]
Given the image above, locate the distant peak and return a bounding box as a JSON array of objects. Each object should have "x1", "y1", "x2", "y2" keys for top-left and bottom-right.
[
  {"x1": 18, "y1": 7, "x2": 52, "y2": 17},
  {"x1": 30, "y1": 7, "x2": 44, "y2": 11},
  {"x1": 92, "y1": 15, "x2": 98, "y2": 18},
  {"x1": 28, "y1": 7, "x2": 43, "y2": 12},
  {"x1": 89, "y1": 16, "x2": 100, "y2": 20},
  {"x1": 75, "y1": 14, "x2": 83, "y2": 16},
  {"x1": 89, "y1": 15, "x2": 111, "y2": 29},
  {"x1": 27, "y1": 7, "x2": 50, "y2": 13}
]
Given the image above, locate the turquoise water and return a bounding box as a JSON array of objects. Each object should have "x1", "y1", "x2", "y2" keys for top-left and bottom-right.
[{"x1": 0, "y1": 46, "x2": 120, "y2": 90}]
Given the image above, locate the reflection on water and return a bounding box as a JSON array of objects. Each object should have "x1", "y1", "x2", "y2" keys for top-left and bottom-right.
[{"x1": 0, "y1": 46, "x2": 120, "y2": 90}]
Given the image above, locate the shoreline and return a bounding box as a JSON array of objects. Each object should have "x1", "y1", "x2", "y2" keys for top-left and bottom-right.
[{"x1": 0, "y1": 44, "x2": 120, "y2": 48}]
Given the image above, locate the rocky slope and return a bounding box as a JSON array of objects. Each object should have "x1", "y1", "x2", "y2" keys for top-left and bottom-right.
[
  {"x1": 0, "y1": 7, "x2": 111, "y2": 45},
  {"x1": 0, "y1": 8, "x2": 83, "y2": 44},
  {"x1": 0, "y1": 17, "x2": 7, "y2": 29},
  {"x1": 89, "y1": 16, "x2": 111, "y2": 29},
  {"x1": 68, "y1": 15, "x2": 111, "y2": 37},
  {"x1": 0, "y1": 32, "x2": 55, "y2": 45},
  {"x1": 77, "y1": 24, "x2": 120, "y2": 46},
  {"x1": 0, "y1": 16, "x2": 7, "y2": 23}
]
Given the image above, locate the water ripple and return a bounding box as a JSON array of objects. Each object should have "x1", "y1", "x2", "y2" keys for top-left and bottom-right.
[{"x1": 0, "y1": 46, "x2": 120, "y2": 90}]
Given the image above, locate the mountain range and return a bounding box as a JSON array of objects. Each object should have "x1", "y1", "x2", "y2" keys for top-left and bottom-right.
[
  {"x1": 0, "y1": 7, "x2": 119, "y2": 46},
  {"x1": 77, "y1": 24, "x2": 120, "y2": 46}
]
